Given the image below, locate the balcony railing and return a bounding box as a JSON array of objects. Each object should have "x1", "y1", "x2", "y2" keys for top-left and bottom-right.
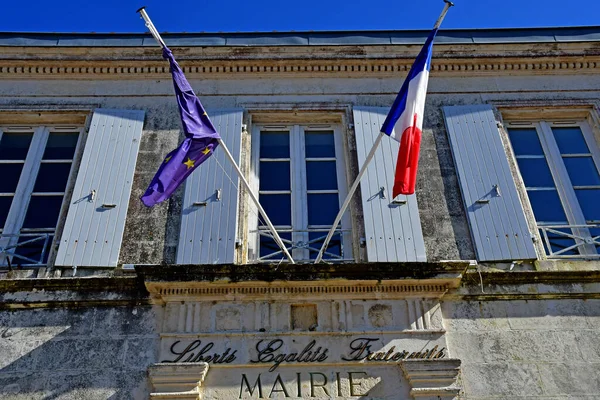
[
  {"x1": 538, "y1": 224, "x2": 600, "y2": 259},
  {"x1": 256, "y1": 228, "x2": 352, "y2": 263},
  {"x1": 0, "y1": 233, "x2": 54, "y2": 268}
]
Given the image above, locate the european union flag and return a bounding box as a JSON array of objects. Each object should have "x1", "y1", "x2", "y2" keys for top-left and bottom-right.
[{"x1": 141, "y1": 47, "x2": 221, "y2": 207}]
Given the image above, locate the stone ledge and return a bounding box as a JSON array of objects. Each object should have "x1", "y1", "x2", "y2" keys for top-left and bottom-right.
[
  {"x1": 149, "y1": 362, "x2": 209, "y2": 400},
  {"x1": 400, "y1": 359, "x2": 462, "y2": 399}
]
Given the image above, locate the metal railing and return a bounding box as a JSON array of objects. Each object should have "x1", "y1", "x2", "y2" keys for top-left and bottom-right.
[
  {"x1": 538, "y1": 224, "x2": 600, "y2": 259},
  {"x1": 0, "y1": 233, "x2": 54, "y2": 268},
  {"x1": 255, "y1": 228, "x2": 352, "y2": 263}
]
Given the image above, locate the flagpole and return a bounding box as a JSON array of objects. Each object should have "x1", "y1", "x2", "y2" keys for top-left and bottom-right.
[
  {"x1": 314, "y1": 0, "x2": 454, "y2": 264},
  {"x1": 136, "y1": 7, "x2": 295, "y2": 264},
  {"x1": 217, "y1": 138, "x2": 295, "y2": 264}
]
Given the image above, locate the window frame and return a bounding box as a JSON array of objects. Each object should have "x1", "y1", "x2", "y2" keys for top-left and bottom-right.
[
  {"x1": 249, "y1": 123, "x2": 352, "y2": 263},
  {"x1": 0, "y1": 124, "x2": 83, "y2": 267},
  {"x1": 505, "y1": 117, "x2": 600, "y2": 258}
]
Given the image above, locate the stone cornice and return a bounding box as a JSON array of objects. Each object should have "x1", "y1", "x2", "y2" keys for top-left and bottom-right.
[{"x1": 1, "y1": 42, "x2": 599, "y2": 79}]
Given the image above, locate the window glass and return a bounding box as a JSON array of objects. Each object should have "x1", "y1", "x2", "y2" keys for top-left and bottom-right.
[
  {"x1": 14, "y1": 234, "x2": 52, "y2": 265},
  {"x1": 574, "y1": 189, "x2": 600, "y2": 222},
  {"x1": 33, "y1": 163, "x2": 72, "y2": 192},
  {"x1": 0, "y1": 196, "x2": 13, "y2": 227},
  {"x1": 527, "y1": 190, "x2": 567, "y2": 223},
  {"x1": 0, "y1": 164, "x2": 25, "y2": 193},
  {"x1": 0, "y1": 132, "x2": 33, "y2": 160},
  {"x1": 306, "y1": 161, "x2": 338, "y2": 190},
  {"x1": 260, "y1": 131, "x2": 289, "y2": 158},
  {"x1": 308, "y1": 231, "x2": 341, "y2": 260},
  {"x1": 259, "y1": 232, "x2": 292, "y2": 260},
  {"x1": 515, "y1": 158, "x2": 555, "y2": 187},
  {"x1": 43, "y1": 132, "x2": 79, "y2": 159},
  {"x1": 22, "y1": 196, "x2": 64, "y2": 229},
  {"x1": 563, "y1": 157, "x2": 600, "y2": 186},
  {"x1": 307, "y1": 193, "x2": 339, "y2": 226},
  {"x1": 552, "y1": 127, "x2": 589, "y2": 154},
  {"x1": 507, "y1": 128, "x2": 544, "y2": 156},
  {"x1": 305, "y1": 131, "x2": 336, "y2": 158},
  {"x1": 259, "y1": 194, "x2": 291, "y2": 226},
  {"x1": 259, "y1": 162, "x2": 290, "y2": 191},
  {"x1": 542, "y1": 228, "x2": 578, "y2": 256}
]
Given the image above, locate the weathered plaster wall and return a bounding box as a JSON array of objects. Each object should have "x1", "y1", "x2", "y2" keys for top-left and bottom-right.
[
  {"x1": 1, "y1": 72, "x2": 600, "y2": 265},
  {"x1": 0, "y1": 306, "x2": 160, "y2": 400},
  {"x1": 443, "y1": 299, "x2": 600, "y2": 399}
]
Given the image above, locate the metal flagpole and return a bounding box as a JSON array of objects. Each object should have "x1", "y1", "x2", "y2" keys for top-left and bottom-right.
[
  {"x1": 136, "y1": 7, "x2": 296, "y2": 264},
  {"x1": 314, "y1": 0, "x2": 454, "y2": 264}
]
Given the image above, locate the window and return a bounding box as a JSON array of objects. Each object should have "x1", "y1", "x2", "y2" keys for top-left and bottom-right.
[
  {"x1": 506, "y1": 120, "x2": 600, "y2": 258},
  {"x1": 0, "y1": 125, "x2": 81, "y2": 267},
  {"x1": 249, "y1": 124, "x2": 352, "y2": 262}
]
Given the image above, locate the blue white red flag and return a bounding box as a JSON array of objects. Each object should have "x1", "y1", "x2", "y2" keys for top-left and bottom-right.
[
  {"x1": 380, "y1": 28, "x2": 438, "y2": 197},
  {"x1": 141, "y1": 47, "x2": 221, "y2": 207}
]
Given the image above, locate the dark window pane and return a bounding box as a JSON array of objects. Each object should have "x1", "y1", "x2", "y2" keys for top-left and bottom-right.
[
  {"x1": 527, "y1": 190, "x2": 567, "y2": 223},
  {"x1": 22, "y1": 196, "x2": 64, "y2": 229},
  {"x1": 306, "y1": 161, "x2": 338, "y2": 190},
  {"x1": 308, "y1": 231, "x2": 341, "y2": 260},
  {"x1": 542, "y1": 228, "x2": 578, "y2": 256},
  {"x1": 43, "y1": 132, "x2": 79, "y2": 159},
  {"x1": 259, "y1": 232, "x2": 292, "y2": 260},
  {"x1": 13, "y1": 234, "x2": 53, "y2": 265},
  {"x1": 0, "y1": 196, "x2": 13, "y2": 227},
  {"x1": 0, "y1": 132, "x2": 33, "y2": 160},
  {"x1": 259, "y1": 161, "x2": 290, "y2": 191},
  {"x1": 563, "y1": 157, "x2": 600, "y2": 186},
  {"x1": 0, "y1": 164, "x2": 24, "y2": 192},
  {"x1": 507, "y1": 128, "x2": 544, "y2": 156},
  {"x1": 552, "y1": 127, "x2": 589, "y2": 154},
  {"x1": 308, "y1": 193, "x2": 339, "y2": 226},
  {"x1": 260, "y1": 131, "x2": 289, "y2": 158},
  {"x1": 259, "y1": 194, "x2": 291, "y2": 226},
  {"x1": 575, "y1": 189, "x2": 600, "y2": 222},
  {"x1": 590, "y1": 227, "x2": 600, "y2": 255},
  {"x1": 305, "y1": 131, "x2": 336, "y2": 158},
  {"x1": 33, "y1": 163, "x2": 72, "y2": 192},
  {"x1": 515, "y1": 158, "x2": 555, "y2": 187}
]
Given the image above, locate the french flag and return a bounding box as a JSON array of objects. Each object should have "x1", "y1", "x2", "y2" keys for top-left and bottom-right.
[{"x1": 380, "y1": 28, "x2": 438, "y2": 197}]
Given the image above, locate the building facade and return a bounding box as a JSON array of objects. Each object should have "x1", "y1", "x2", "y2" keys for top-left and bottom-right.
[{"x1": 0, "y1": 26, "x2": 600, "y2": 399}]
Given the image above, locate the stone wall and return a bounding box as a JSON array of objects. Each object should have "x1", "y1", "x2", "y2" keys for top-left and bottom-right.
[
  {"x1": 0, "y1": 306, "x2": 160, "y2": 400},
  {"x1": 444, "y1": 298, "x2": 600, "y2": 399}
]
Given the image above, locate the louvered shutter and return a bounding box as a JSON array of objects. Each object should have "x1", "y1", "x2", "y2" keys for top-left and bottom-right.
[
  {"x1": 55, "y1": 109, "x2": 145, "y2": 267},
  {"x1": 443, "y1": 104, "x2": 537, "y2": 261},
  {"x1": 353, "y1": 106, "x2": 426, "y2": 262},
  {"x1": 176, "y1": 109, "x2": 243, "y2": 264}
]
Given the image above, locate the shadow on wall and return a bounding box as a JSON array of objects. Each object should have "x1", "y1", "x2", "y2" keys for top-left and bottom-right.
[{"x1": 0, "y1": 306, "x2": 159, "y2": 400}]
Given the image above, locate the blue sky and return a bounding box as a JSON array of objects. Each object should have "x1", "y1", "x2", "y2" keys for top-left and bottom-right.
[{"x1": 2, "y1": 0, "x2": 598, "y2": 33}]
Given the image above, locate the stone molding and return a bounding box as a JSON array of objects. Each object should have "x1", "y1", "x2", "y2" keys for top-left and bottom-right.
[
  {"x1": 145, "y1": 280, "x2": 456, "y2": 303},
  {"x1": 148, "y1": 362, "x2": 209, "y2": 400},
  {"x1": 400, "y1": 359, "x2": 462, "y2": 399},
  {"x1": 1, "y1": 57, "x2": 599, "y2": 79}
]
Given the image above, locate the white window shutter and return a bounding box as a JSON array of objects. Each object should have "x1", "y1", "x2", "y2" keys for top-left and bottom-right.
[
  {"x1": 443, "y1": 104, "x2": 537, "y2": 261},
  {"x1": 353, "y1": 106, "x2": 426, "y2": 262},
  {"x1": 176, "y1": 109, "x2": 243, "y2": 264},
  {"x1": 55, "y1": 109, "x2": 145, "y2": 267}
]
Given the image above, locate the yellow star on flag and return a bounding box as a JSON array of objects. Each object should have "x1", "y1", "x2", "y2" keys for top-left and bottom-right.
[
  {"x1": 183, "y1": 158, "x2": 195, "y2": 169},
  {"x1": 202, "y1": 147, "x2": 211, "y2": 155},
  {"x1": 202, "y1": 111, "x2": 208, "y2": 116},
  {"x1": 164, "y1": 155, "x2": 172, "y2": 163}
]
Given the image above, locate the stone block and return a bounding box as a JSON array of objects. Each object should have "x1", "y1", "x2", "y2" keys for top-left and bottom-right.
[
  {"x1": 537, "y1": 362, "x2": 600, "y2": 396},
  {"x1": 123, "y1": 338, "x2": 160, "y2": 370},
  {"x1": 442, "y1": 301, "x2": 510, "y2": 332},
  {"x1": 92, "y1": 306, "x2": 159, "y2": 336},
  {"x1": 460, "y1": 363, "x2": 543, "y2": 397},
  {"x1": 506, "y1": 300, "x2": 590, "y2": 330}
]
